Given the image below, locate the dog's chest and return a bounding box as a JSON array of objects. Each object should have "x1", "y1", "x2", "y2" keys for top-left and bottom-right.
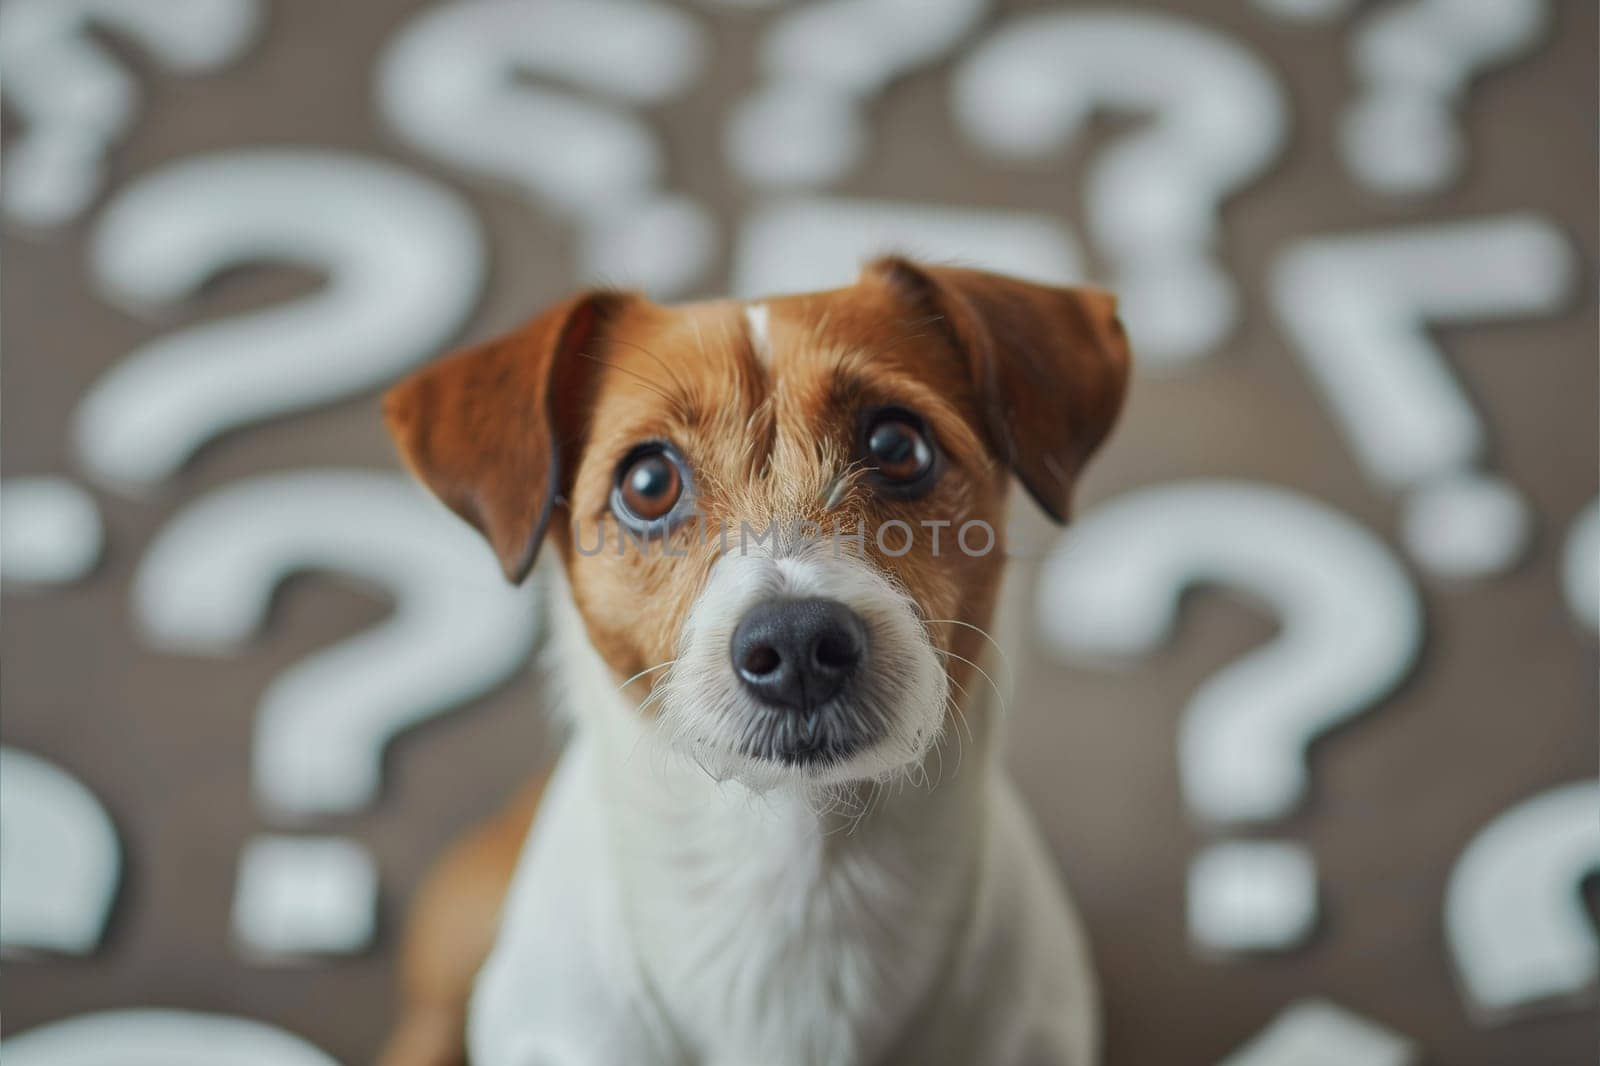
[{"x1": 613, "y1": 791, "x2": 968, "y2": 1066}]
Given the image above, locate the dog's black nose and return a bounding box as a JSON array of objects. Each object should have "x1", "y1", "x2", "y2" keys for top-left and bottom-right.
[{"x1": 731, "y1": 598, "x2": 865, "y2": 712}]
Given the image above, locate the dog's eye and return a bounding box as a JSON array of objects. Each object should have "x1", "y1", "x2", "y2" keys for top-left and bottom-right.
[
  {"x1": 864, "y1": 412, "x2": 936, "y2": 489},
  {"x1": 614, "y1": 446, "x2": 686, "y2": 526}
]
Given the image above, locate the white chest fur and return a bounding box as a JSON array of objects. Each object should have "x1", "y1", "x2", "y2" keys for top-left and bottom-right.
[
  {"x1": 469, "y1": 576, "x2": 1098, "y2": 1066},
  {"x1": 604, "y1": 721, "x2": 986, "y2": 1065}
]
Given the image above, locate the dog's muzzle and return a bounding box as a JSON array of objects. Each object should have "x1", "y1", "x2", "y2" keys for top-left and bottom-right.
[{"x1": 729, "y1": 596, "x2": 873, "y2": 764}]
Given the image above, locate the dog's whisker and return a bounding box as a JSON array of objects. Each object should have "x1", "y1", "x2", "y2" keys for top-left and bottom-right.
[
  {"x1": 946, "y1": 695, "x2": 971, "y2": 778},
  {"x1": 932, "y1": 647, "x2": 1009, "y2": 720},
  {"x1": 617, "y1": 659, "x2": 677, "y2": 694},
  {"x1": 942, "y1": 674, "x2": 978, "y2": 749},
  {"x1": 921, "y1": 618, "x2": 1014, "y2": 691},
  {"x1": 928, "y1": 729, "x2": 945, "y2": 791}
]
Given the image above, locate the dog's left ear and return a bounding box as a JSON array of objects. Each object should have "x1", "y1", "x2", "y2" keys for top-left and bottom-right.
[
  {"x1": 384, "y1": 290, "x2": 627, "y2": 584},
  {"x1": 865, "y1": 257, "x2": 1131, "y2": 523}
]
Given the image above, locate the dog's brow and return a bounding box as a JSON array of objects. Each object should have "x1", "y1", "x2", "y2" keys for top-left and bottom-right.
[
  {"x1": 827, "y1": 350, "x2": 870, "y2": 409},
  {"x1": 612, "y1": 335, "x2": 695, "y2": 393},
  {"x1": 574, "y1": 350, "x2": 678, "y2": 410},
  {"x1": 823, "y1": 362, "x2": 988, "y2": 473}
]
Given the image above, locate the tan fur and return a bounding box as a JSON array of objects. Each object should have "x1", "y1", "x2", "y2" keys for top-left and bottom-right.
[
  {"x1": 380, "y1": 262, "x2": 1129, "y2": 1065},
  {"x1": 378, "y1": 778, "x2": 544, "y2": 1066}
]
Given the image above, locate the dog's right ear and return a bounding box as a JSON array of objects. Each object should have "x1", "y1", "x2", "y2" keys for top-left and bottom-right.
[
  {"x1": 863, "y1": 257, "x2": 1131, "y2": 524},
  {"x1": 384, "y1": 291, "x2": 627, "y2": 585}
]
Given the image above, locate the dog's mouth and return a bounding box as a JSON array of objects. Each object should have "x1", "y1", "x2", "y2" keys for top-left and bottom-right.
[{"x1": 736, "y1": 700, "x2": 887, "y2": 767}]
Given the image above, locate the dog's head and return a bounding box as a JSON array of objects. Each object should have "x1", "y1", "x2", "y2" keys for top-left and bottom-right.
[{"x1": 385, "y1": 259, "x2": 1129, "y2": 787}]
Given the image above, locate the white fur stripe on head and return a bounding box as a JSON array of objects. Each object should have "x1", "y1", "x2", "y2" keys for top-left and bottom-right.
[{"x1": 744, "y1": 303, "x2": 772, "y2": 367}]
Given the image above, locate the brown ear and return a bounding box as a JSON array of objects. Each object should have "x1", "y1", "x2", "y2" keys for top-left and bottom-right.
[
  {"x1": 383, "y1": 291, "x2": 626, "y2": 583},
  {"x1": 865, "y1": 257, "x2": 1131, "y2": 523}
]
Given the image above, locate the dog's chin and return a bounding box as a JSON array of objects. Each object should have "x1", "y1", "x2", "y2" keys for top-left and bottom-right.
[
  {"x1": 655, "y1": 676, "x2": 947, "y2": 792},
  {"x1": 673, "y1": 713, "x2": 939, "y2": 792}
]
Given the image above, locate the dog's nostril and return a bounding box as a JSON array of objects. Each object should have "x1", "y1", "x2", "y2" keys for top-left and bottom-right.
[
  {"x1": 741, "y1": 644, "x2": 782, "y2": 677},
  {"x1": 813, "y1": 631, "x2": 858, "y2": 672}
]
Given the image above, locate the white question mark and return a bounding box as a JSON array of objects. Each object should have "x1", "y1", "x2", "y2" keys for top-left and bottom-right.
[
  {"x1": 132, "y1": 470, "x2": 540, "y2": 955},
  {"x1": 0, "y1": 477, "x2": 104, "y2": 586},
  {"x1": 1220, "y1": 1000, "x2": 1417, "y2": 1066},
  {"x1": 1445, "y1": 778, "x2": 1600, "y2": 1020},
  {"x1": 0, "y1": 747, "x2": 121, "y2": 957},
  {"x1": 377, "y1": 0, "x2": 716, "y2": 299},
  {"x1": 1, "y1": 1009, "x2": 340, "y2": 1066},
  {"x1": 73, "y1": 150, "x2": 485, "y2": 493},
  {"x1": 731, "y1": 195, "x2": 1084, "y2": 298},
  {"x1": 1562, "y1": 499, "x2": 1598, "y2": 633},
  {"x1": 231, "y1": 835, "x2": 379, "y2": 959},
  {"x1": 0, "y1": 0, "x2": 262, "y2": 228},
  {"x1": 1341, "y1": 0, "x2": 1550, "y2": 196},
  {"x1": 1038, "y1": 480, "x2": 1423, "y2": 952},
  {"x1": 1271, "y1": 214, "x2": 1576, "y2": 579},
  {"x1": 725, "y1": 0, "x2": 989, "y2": 188},
  {"x1": 1252, "y1": 0, "x2": 1357, "y2": 23},
  {"x1": 952, "y1": 9, "x2": 1288, "y2": 367},
  {"x1": 134, "y1": 470, "x2": 539, "y2": 818}
]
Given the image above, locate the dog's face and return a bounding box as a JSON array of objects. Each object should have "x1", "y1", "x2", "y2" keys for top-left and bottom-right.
[{"x1": 386, "y1": 259, "x2": 1129, "y2": 787}]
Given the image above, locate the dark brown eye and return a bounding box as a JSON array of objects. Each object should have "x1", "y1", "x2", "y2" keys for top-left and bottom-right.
[
  {"x1": 615, "y1": 448, "x2": 684, "y2": 525},
  {"x1": 865, "y1": 414, "x2": 935, "y2": 486}
]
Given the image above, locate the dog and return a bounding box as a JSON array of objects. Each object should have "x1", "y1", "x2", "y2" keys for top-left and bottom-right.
[{"x1": 378, "y1": 257, "x2": 1130, "y2": 1066}]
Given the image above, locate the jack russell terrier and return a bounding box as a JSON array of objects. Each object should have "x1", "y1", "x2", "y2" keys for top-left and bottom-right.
[{"x1": 378, "y1": 258, "x2": 1130, "y2": 1066}]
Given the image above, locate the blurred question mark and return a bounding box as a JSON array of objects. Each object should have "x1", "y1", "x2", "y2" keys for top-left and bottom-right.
[
  {"x1": 731, "y1": 196, "x2": 1084, "y2": 297},
  {"x1": 0, "y1": 748, "x2": 121, "y2": 957},
  {"x1": 1221, "y1": 1000, "x2": 1417, "y2": 1066},
  {"x1": 378, "y1": 0, "x2": 716, "y2": 299},
  {"x1": 1252, "y1": 0, "x2": 1357, "y2": 22},
  {"x1": 1038, "y1": 480, "x2": 1423, "y2": 953},
  {"x1": 73, "y1": 150, "x2": 485, "y2": 493},
  {"x1": 0, "y1": 0, "x2": 261, "y2": 228},
  {"x1": 2, "y1": 1009, "x2": 340, "y2": 1066},
  {"x1": 133, "y1": 471, "x2": 540, "y2": 956},
  {"x1": 1341, "y1": 0, "x2": 1550, "y2": 195},
  {"x1": 1562, "y1": 499, "x2": 1598, "y2": 633},
  {"x1": 1272, "y1": 214, "x2": 1576, "y2": 580},
  {"x1": 725, "y1": 0, "x2": 989, "y2": 188},
  {"x1": 0, "y1": 478, "x2": 104, "y2": 586},
  {"x1": 1445, "y1": 778, "x2": 1600, "y2": 1021},
  {"x1": 952, "y1": 9, "x2": 1287, "y2": 367}
]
